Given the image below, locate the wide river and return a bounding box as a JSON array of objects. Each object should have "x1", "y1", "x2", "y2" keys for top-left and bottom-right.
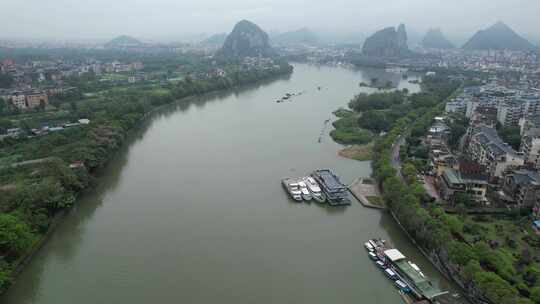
[{"x1": 3, "y1": 64, "x2": 464, "y2": 304}]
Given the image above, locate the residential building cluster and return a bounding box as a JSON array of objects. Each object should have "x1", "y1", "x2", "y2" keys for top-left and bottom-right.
[
  {"x1": 0, "y1": 58, "x2": 144, "y2": 110},
  {"x1": 417, "y1": 48, "x2": 540, "y2": 74},
  {"x1": 424, "y1": 78, "x2": 540, "y2": 217}
]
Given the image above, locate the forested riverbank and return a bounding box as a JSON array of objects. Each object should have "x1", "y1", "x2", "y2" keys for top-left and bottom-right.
[
  {"x1": 367, "y1": 72, "x2": 536, "y2": 304},
  {"x1": 0, "y1": 60, "x2": 293, "y2": 293}
]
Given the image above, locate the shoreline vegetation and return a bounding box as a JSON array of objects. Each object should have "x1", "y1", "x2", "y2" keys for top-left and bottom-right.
[
  {"x1": 0, "y1": 58, "x2": 293, "y2": 293},
  {"x1": 330, "y1": 108, "x2": 373, "y2": 147},
  {"x1": 330, "y1": 71, "x2": 532, "y2": 303},
  {"x1": 359, "y1": 78, "x2": 396, "y2": 90},
  {"x1": 366, "y1": 72, "x2": 538, "y2": 304},
  {"x1": 330, "y1": 88, "x2": 411, "y2": 161},
  {"x1": 337, "y1": 143, "x2": 374, "y2": 161}
]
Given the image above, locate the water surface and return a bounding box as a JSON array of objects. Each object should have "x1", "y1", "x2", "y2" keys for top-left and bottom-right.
[{"x1": 2, "y1": 64, "x2": 461, "y2": 304}]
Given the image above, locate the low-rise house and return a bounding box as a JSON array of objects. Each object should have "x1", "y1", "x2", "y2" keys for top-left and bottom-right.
[
  {"x1": 502, "y1": 169, "x2": 540, "y2": 210},
  {"x1": 521, "y1": 128, "x2": 540, "y2": 169},
  {"x1": 437, "y1": 168, "x2": 489, "y2": 205},
  {"x1": 497, "y1": 100, "x2": 523, "y2": 126},
  {"x1": 467, "y1": 126, "x2": 524, "y2": 178},
  {"x1": 445, "y1": 100, "x2": 466, "y2": 114},
  {"x1": 429, "y1": 149, "x2": 458, "y2": 176},
  {"x1": 10, "y1": 91, "x2": 27, "y2": 109},
  {"x1": 25, "y1": 91, "x2": 49, "y2": 108},
  {"x1": 426, "y1": 121, "x2": 450, "y2": 147},
  {"x1": 470, "y1": 106, "x2": 498, "y2": 128}
]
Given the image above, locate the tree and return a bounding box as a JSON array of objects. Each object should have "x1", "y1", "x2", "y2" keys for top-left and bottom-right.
[
  {"x1": 448, "y1": 241, "x2": 477, "y2": 266},
  {"x1": 498, "y1": 125, "x2": 522, "y2": 150},
  {"x1": 402, "y1": 163, "x2": 418, "y2": 184},
  {"x1": 530, "y1": 286, "x2": 540, "y2": 304},
  {"x1": 455, "y1": 203, "x2": 467, "y2": 218},
  {"x1": 454, "y1": 192, "x2": 474, "y2": 207},
  {"x1": 0, "y1": 119, "x2": 13, "y2": 134},
  {"x1": 0, "y1": 72, "x2": 13, "y2": 88},
  {"x1": 0, "y1": 214, "x2": 35, "y2": 258},
  {"x1": 473, "y1": 271, "x2": 519, "y2": 304}
]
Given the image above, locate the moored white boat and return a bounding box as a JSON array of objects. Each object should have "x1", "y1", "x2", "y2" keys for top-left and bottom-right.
[
  {"x1": 298, "y1": 181, "x2": 312, "y2": 201},
  {"x1": 304, "y1": 176, "x2": 326, "y2": 203},
  {"x1": 282, "y1": 178, "x2": 303, "y2": 201}
]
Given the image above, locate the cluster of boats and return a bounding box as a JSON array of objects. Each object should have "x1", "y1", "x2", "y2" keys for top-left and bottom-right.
[
  {"x1": 365, "y1": 238, "x2": 447, "y2": 303},
  {"x1": 282, "y1": 169, "x2": 351, "y2": 206},
  {"x1": 366, "y1": 239, "x2": 413, "y2": 294},
  {"x1": 282, "y1": 176, "x2": 326, "y2": 203},
  {"x1": 275, "y1": 91, "x2": 304, "y2": 103}
]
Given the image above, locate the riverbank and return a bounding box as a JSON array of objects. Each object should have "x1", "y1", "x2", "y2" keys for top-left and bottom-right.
[
  {"x1": 367, "y1": 72, "x2": 527, "y2": 303},
  {"x1": 359, "y1": 81, "x2": 396, "y2": 90},
  {"x1": 0, "y1": 64, "x2": 294, "y2": 294},
  {"x1": 328, "y1": 71, "x2": 477, "y2": 303},
  {"x1": 338, "y1": 143, "x2": 374, "y2": 161},
  {"x1": 348, "y1": 178, "x2": 385, "y2": 209}
]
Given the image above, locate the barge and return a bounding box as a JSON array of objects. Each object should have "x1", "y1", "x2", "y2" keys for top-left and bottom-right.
[{"x1": 311, "y1": 169, "x2": 350, "y2": 206}]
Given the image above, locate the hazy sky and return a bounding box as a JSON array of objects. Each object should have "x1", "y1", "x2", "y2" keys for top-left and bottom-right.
[{"x1": 3, "y1": 0, "x2": 540, "y2": 43}]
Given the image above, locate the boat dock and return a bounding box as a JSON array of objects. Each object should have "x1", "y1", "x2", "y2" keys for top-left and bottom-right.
[
  {"x1": 281, "y1": 169, "x2": 350, "y2": 206},
  {"x1": 366, "y1": 239, "x2": 449, "y2": 304}
]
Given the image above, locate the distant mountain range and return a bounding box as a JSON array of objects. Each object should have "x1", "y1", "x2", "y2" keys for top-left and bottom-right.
[
  {"x1": 218, "y1": 20, "x2": 274, "y2": 58},
  {"x1": 463, "y1": 22, "x2": 538, "y2": 51},
  {"x1": 271, "y1": 28, "x2": 319, "y2": 45},
  {"x1": 105, "y1": 35, "x2": 142, "y2": 47},
  {"x1": 421, "y1": 28, "x2": 454, "y2": 49}
]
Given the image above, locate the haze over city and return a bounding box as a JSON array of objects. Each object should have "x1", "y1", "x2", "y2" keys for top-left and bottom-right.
[
  {"x1": 2, "y1": 1, "x2": 540, "y2": 304},
  {"x1": 2, "y1": 0, "x2": 540, "y2": 44}
]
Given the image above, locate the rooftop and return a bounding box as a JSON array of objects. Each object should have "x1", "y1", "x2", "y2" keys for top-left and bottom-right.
[
  {"x1": 508, "y1": 169, "x2": 540, "y2": 186},
  {"x1": 384, "y1": 249, "x2": 405, "y2": 262},
  {"x1": 443, "y1": 168, "x2": 488, "y2": 185},
  {"x1": 315, "y1": 169, "x2": 346, "y2": 190},
  {"x1": 394, "y1": 260, "x2": 446, "y2": 299},
  {"x1": 473, "y1": 126, "x2": 520, "y2": 157}
]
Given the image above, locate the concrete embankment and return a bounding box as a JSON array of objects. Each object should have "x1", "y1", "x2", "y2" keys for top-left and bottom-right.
[{"x1": 349, "y1": 178, "x2": 386, "y2": 209}]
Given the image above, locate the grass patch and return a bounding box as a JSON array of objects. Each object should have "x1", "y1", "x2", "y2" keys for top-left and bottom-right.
[
  {"x1": 338, "y1": 143, "x2": 374, "y2": 161},
  {"x1": 366, "y1": 196, "x2": 385, "y2": 207},
  {"x1": 333, "y1": 108, "x2": 354, "y2": 118},
  {"x1": 330, "y1": 114, "x2": 373, "y2": 144}
]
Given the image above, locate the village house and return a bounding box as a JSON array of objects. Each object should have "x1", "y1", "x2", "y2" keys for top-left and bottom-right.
[
  {"x1": 502, "y1": 169, "x2": 540, "y2": 211},
  {"x1": 467, "y1": 126, "x2": 524, "y2": 178},
  {"x1": 10, "y1": 91, "x2": 27, "y2": 109},
  {"x1": 437, "y1": 168, "x2": 489, "y2": 205},
  {"x1": 521, "y1": 128, "x2": 540, "y2": 169},
  {"x1": 25, "y1": 91, "x2": 49, "y2": 108}
]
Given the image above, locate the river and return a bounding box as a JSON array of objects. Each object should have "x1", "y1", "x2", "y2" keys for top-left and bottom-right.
[{"x1": 2, "y1": 64, "x2": 463, "y2": 304}]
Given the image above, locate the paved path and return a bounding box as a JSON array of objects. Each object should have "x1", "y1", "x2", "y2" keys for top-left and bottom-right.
[
  {"x1": 392, "y1": 135, "x2": 443, "y2": 202},
  {"x1": 0, "y1": 157, "x2": 57, "y2": 170},
  {"x1": 349, "y1": 178, "x2": 385, "y2": 209},
  {"x1": 391, "y1": 135, "x2": 405, "y2": 180}
]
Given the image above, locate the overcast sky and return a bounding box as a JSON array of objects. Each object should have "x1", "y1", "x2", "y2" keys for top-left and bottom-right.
[{"x1": 2, "y1": 0, "x2": 540, "y2": 43}]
